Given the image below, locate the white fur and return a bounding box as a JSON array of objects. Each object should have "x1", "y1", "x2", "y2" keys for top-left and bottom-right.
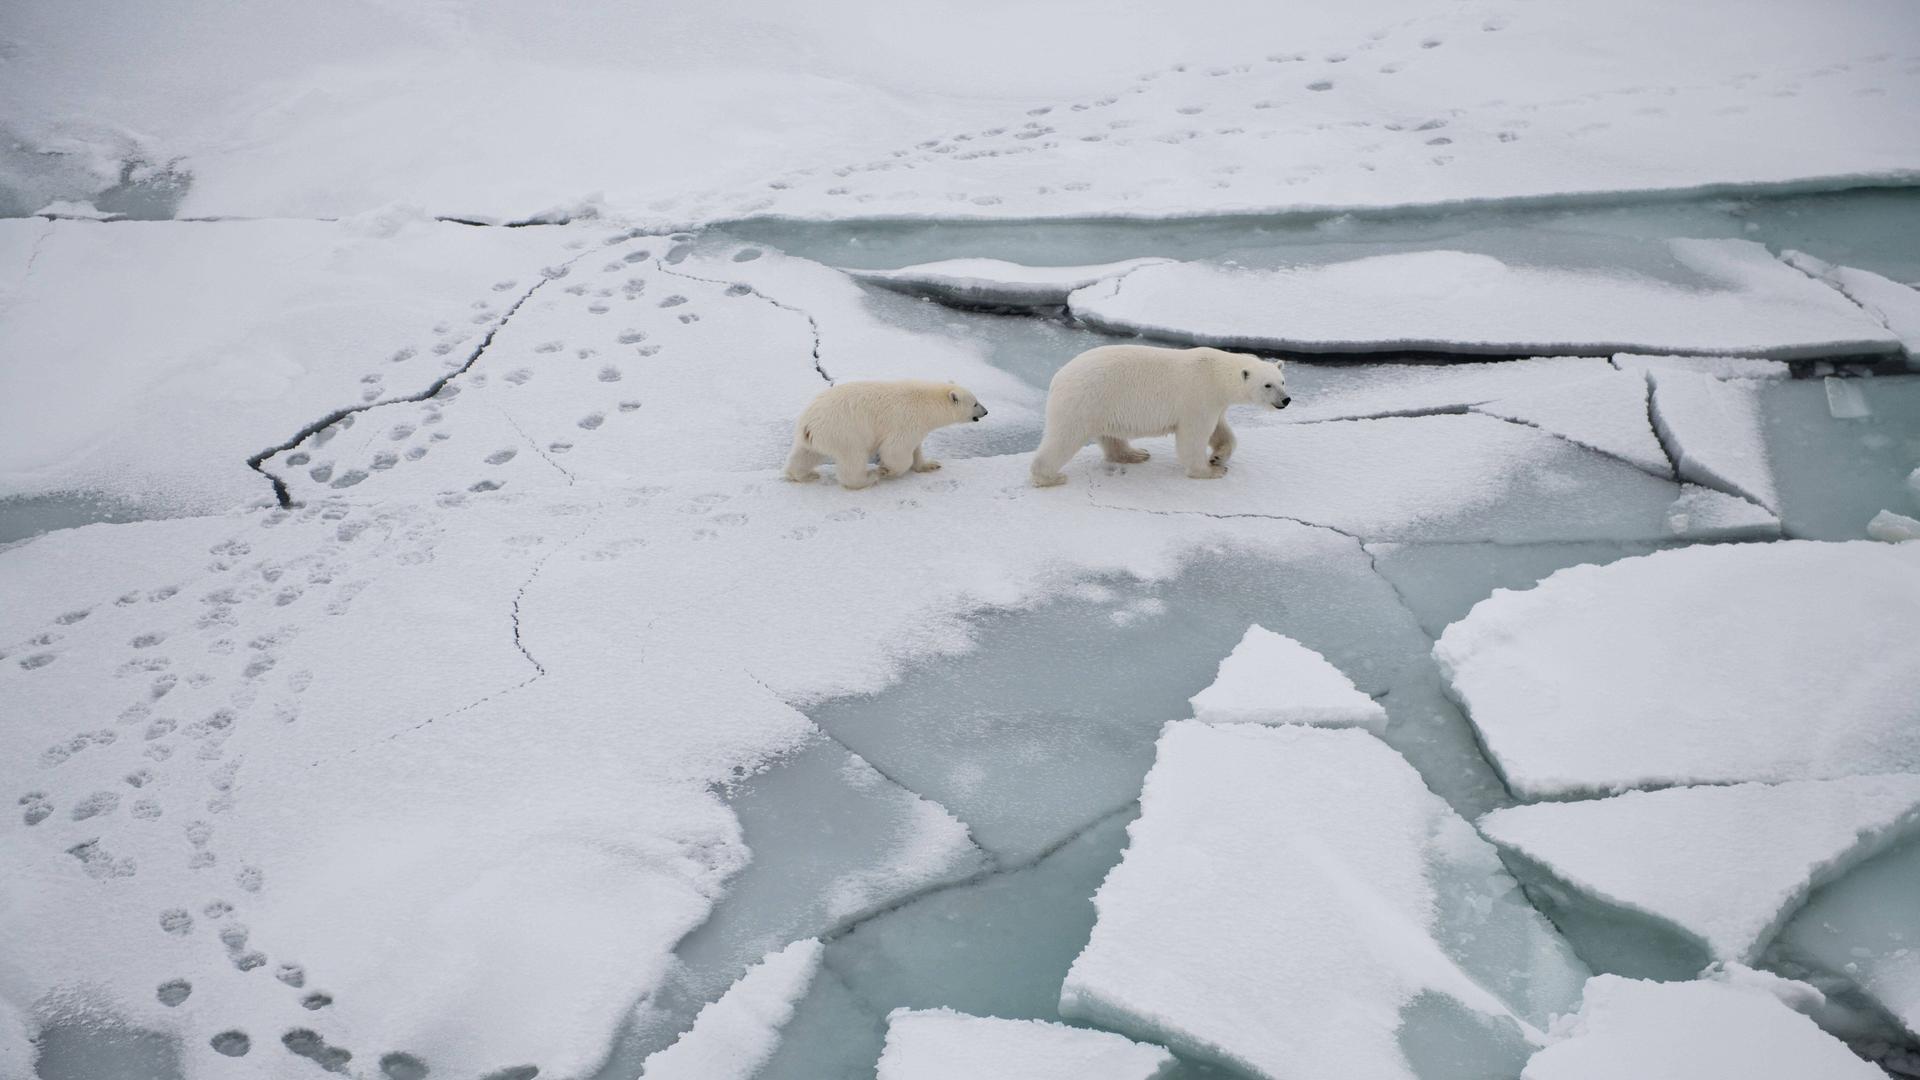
[
  {"x1": 1030, "y1": 345, "x2": 1288, "y2": 486},
  {"x1": 786, "y1": 380, "x2": 988, "y2": 489}
]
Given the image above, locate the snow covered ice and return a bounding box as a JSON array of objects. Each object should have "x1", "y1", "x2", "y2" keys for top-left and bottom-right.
[{"x1": 6, "y1": 2, "x2": 1920, "y2": 1078}]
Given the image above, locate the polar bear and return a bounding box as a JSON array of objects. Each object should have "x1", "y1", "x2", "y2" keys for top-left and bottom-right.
[
  {"x1": 1030, "y1": 345, "x2": 1289, "y2": 486},
  {"x1": 785, "y1": 379, "x2": 989, "y2": 489}
]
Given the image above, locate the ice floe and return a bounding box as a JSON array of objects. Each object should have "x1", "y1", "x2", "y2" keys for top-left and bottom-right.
[
  {"x1": 1470, "y1": 367, "x2": 1670, "y2": 475},
  {"x1": 846, "y1": 258, "x2": 1166, "y2": 309},
  {"x1": 638, "y1": 939, "x2": 823, "y2": 1080},
  {"x1": 1522, "y1": 975, "x2": 1883, "y2": 1080},
  {"x1": 1066, "y1": 241, "x2": 1898, "y2": 359},
  {"x1": 1645, "y1": 368, "x2": 1778, "y2": 510},
  {"x1": 1060, "y1": 722, "x2": 1586, "y2": 1080},
  {"x1": 1785, "y1": 250, "x2": 1920, "y2": 370},
  {"x1": 1480, "y1": 775, "x2": 1920, "y2": 970},
  {"x1": 1869, "y1": 509, "x2": 1920, "y2": 542},
  {"x1": 1435, "y1": 541, "x2": 1920, "y2": 797},
  {"x1": 1187, "y1": 624, "x2": 1386, "y2": 731},
  {"x1": 876, "y1": 1008, "x2": 1173, "y2": 1080},
  {"x1": 1611, "y1": 353, "x2": 1791, "y2": 380}
]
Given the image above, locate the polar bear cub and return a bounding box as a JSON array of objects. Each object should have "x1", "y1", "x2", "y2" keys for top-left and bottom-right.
[
  {"x1": 786, "y1": 380, "x2": 989, "y2": 489},
  {"x1": 1030, "y1": 345, "x2": 1288, "y2": 487}
]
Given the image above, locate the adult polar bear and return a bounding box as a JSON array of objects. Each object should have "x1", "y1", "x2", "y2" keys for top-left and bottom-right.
[{"x1": 1030, "y1": 345, "x2": 1289, "y2": 487}]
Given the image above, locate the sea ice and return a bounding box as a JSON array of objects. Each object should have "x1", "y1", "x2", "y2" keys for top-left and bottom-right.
[
  {"x1": 1066, "y1": 240, "x2": 1897, "y2": 359},
  {"x1": 1470, "y1": 368, "x2": 1670, "y2": 475},
  {"x1": 1434, "y1": 541, "x2": 1920, "y2": 797},
  {"x1": 1479, "y1": 775, "x2": 1920, "y2": 973},
  {"x1": 0, "y1": 218, "x2": 573, "y2": 512},
  {"x1": 1364, "y1": 540, "x2": 1667, "y2": 637},
  {"x1": 1187, "y1": 624, "x2": 1386, "y2": 732},
  {"x1": 1281, "y1": 357, "x2": 1618, "y2": 424},
  {"x1": 1611, "y1": 353, "x2": 1791, "y2": 380},
  {"x1": 638, "y1": 940, "x2": 822, "y2": 1080},
  {"x1": 1758, "y1": 377, "x2": 1920, "y2": 540},
  {"x1": 1520, "y1": 975, "x2": 1883, "y2": 1080},
  {"x1": 1770, "y1": 837, "x2": 1920, "y2": 1040},
  {"x1": 1826, "y1": 376, "x2": 1873, "y2": 420},
  {"x1": 1059, "y1": 722, "x2": 1587, "y2": 1080},
  {"x1": 846, "y1": 257, "x2": 1167, "y2": 309},
  {"x1": 1645, "y1": 368, "x2": 1778, "y2": 510},
  {"x1": 1868, "y1": 509, "x2": 1920, "y2": 542},
  {"x1": 877, "y1": 1008, "x2": 1173, "y2": 1080},
  {"x1": 1784, "y1": 250, "x2": 1920, "y2": 370},
  {"x1": 1080, "y1": 412, "x2": 1776, "y2": 544}
]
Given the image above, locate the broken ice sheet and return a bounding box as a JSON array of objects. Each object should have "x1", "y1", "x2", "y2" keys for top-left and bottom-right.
[
  {"x1": 1646, "y1": 368, "x2": 1779, "y2": 511},
  {"x1": 1067, "y1": 239, "x2": 1898, "y2": 359},
  {"x1": 1060, "y1": 723, "x2": 1586, "y2": 1080},
  {"x1": 1187, "y1": 624, "x2": 1385, "y2": 732},
  {"x1": 1434, "y1": 541, "x2": 1920, "y2": 798},
  {"x1": 846, "y1": 257, "x2": 1168, "y2": 309},
  {"x1": 1768, "y1": 834, "x2": 1920, "y2": 1042},
  {"x1": 1521, "y1": 975, "x2": 1883, "y2": 1080},
  {"x1": 877, "y1": 1008, "x2": 1174, "y2": 1080},
  {"x1": 637, "y1": 939, "x2": 822, "y2": 1080},
  {"x1": 1479, "y1": 775, "x2": 1920, "y2": 979}
]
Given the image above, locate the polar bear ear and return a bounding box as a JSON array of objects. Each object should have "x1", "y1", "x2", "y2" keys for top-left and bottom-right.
[
  {"x1": 1242, "y1": 369, "x2": 1251, "y2": 380},
  {"x1": 950, "y1": 390, "x2": 960, "y2": 403}
]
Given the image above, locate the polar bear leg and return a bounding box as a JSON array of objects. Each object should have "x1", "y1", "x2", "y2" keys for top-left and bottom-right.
[
  {"x1": 1099, "y1": 436, "x2": 1150, "y2": 464},
  {"x1": 784, "y1": 442, "x2": 826, "y2": 482},
  {"x1": 1030, "y1": 426, "x2": 1083, "y2": 487},
  {"x1": 1208, "y1": 418, "x2": 1237, "y2": 467},
  {"x1": 823, "y1": 441, "x2": 875, "y2": 489},
  {"x1": 911, "y1": 444, "x2": 941, "y2": 472},
  {"x1": 1177, "y1": 413, "x2": 1227, "y2": 479},
  {"x1": 877, "y1": 436, "x2": 919, "y2": 479}
]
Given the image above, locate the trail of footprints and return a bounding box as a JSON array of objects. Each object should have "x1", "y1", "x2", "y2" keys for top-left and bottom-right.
[
  {"x1": 2, "y1": 501, "x2": 460, "y2": 1075},
  {"x1": 699, "y1": 9, "x2": 1920, "y2": 214}
]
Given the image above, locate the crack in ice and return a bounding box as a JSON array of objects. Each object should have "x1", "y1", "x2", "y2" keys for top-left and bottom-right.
[{"x1": 651, "y1": 257, "x2": 832, "y2": 384}]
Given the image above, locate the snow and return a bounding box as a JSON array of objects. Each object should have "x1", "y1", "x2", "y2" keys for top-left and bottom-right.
[
  {"x1": 876, "y1": 1009, "x2": 1173, "y2": 1080},
  {"x1": 1187, "y1": 624, "x2": 1386, "y2": 732},
  {"x1": 1066, "y1": 241, "x2": 1898, "y2": 359},
  {"x1": 1079, "y1": 412, "x2": 1778, "y2": 544},
  {"x1": 1434, "y1": 541, "x2": 1920, "y2": 798},
  {"x1": 1479, "y1": 775, "x2": 1920, "y2": 965},
  {"x1": 1470, "y1": 368, "x2": 1671, "y2": 476},
  {"x1": 1869, "y1": 509, "x2": 1920, "y2": 542},
  {"x1": 1521, "y1": 975, "x2": 1884, "y2": 1080},
  {"x1": 639, "y1": 939, "x2": 822, "y2": 1080},
  {"x1": 846, "y1": 258, "x2": 1167, "y2": 309},
  {"x1": 1785, "y1": 250, "x2": 1920, "y2": 370},
  {"x1": 1282, "y1": 357, "x2": 1618, "y2": 423},
  {"x1": 0, "y1": 218, "x2": 573, "y2": 511},
  {"x1": 1059, "y1": 722, "x2": 1586, "y2": 1080},
  {"x1": 1646, "y1": 368, "x2": 1780, "y2": 511},
  {"x1": 1611, "y1": 353, "x2": 1791, "y2": 380},
  {"x1": 7, "y1": 2, "x2": 1917, "y2": 224}
]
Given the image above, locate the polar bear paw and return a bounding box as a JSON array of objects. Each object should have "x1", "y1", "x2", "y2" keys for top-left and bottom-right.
[
  {"x1": 1188, "y1": 464, "x2": 1229, "y2": 479},
  {"x1": 912, "y1": 459, "x2": 943, "y2": 472},
  {"x1": 1030, "y1": 471, "x2": 1069, "y2": 488}
]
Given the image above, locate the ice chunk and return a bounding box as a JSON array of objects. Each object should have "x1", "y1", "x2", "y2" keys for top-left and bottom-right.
[
  {"x1": 1471, "y1": 368, "x2": 1671, "y2": 476},
  {"x1": 1187, "y1": 624, "x2": 1385, "y2": 732},
  {"x1": 1060, "y1": 723, "x2": 1587, "y2": 1080},
  {"x1": 1612, "y1": 353, "x2": 1791, "y2": 380},
  {"x1": 847, "y1": 257, "x2": 1167, "y2": 309},
  {"x1": 1646, "y1": 369, "x2": 1779, "y2": 510},
  {"x1": 877, "y1": 1008, "x2": 1173, "y2": 1080},
  {"x1": 1067, "y1": 241, "x2": 1898, "y2": 359},
  {"x1": 1869, "y1": 509, "x2": 1920, "y2": 543},
  {"x1": 639, "y1": 940, "x2": 823, "y2": 1080},
  {"x1": 1521, "y1": 975, "x2": 1883, "y2": 1080},
  {"x1": 1825, "y1": 376, "x2": 1873, "y2": 419},
  {"x1": 1435, "y1": 541, "x2": 1920, "y2": 798},
  {"x1": 1770, "y1": 837, "x2": 1920, "y2": 1039},
  {"x1": 1663, "y1": 484, "x2": 1781, "y2": 540},
  {"x1": 1480, "y1": 775, "x2": 1920, "y2": 971},
  {"x1": 1784, "y1": 250, "x2": 1920, "y2": 370}
]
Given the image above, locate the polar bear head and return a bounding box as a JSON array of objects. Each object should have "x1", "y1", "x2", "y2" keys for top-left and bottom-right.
[
  {"x1": 1226, "y1": 353, "x2": 1289, "y2": 409},
  {"x1": 943, "y1": 384, "x2": 989, "y2": 422}
]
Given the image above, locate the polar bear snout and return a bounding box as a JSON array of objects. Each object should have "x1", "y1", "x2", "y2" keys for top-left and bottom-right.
[
  {"x1": 972, "y1": 403, "x2": 989, "y2": 421},
  {"x1": 1274, "y1": 394, "x2": 1292, "y2": 409}
]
